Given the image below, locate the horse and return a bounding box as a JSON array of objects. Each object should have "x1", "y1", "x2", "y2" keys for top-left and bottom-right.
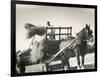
[
  {"x1": 16, "y1": 23, "x2": 62, "y2": 73},
  {"x1": 59, "y1": 24, "x2": 93, "y2": 70}
]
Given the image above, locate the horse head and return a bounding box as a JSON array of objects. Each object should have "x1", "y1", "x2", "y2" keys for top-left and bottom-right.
[{"x1": 85, "y1": 24, "x2": 93, "y2": 41}]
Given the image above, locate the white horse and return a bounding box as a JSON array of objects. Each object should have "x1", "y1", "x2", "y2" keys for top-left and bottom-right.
[{"x1": 16, "y1": 24, "x2": 46, "y2": 73}]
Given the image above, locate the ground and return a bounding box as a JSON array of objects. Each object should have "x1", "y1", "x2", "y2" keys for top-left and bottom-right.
[{"x1": 25, "y1": 53, "x2": 95, "y2": 72}]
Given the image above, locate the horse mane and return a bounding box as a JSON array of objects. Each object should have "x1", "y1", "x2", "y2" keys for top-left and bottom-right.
[
  {"x1": 77, "y1": 27, "x2": 87, "y2": 42},
  {"x1": 25, "y1": 23, "x2": 46, "y2": 38},
  {"x1": 25, "y1": 23, "x2": 37, "y2": 28}
]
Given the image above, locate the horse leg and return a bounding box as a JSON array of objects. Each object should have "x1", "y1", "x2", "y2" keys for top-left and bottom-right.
[
  {"x1": 80, "y1": 47, "x2": 85, "y2": 69},
  {"x1": 81, "y1": 55, "x2": 85, "y2": 69},
  {"x1": 45, "y1": 63, "x2": 49, "y2": 72},
  {"x1": 60, "y1": 52, "x2": 65, "y2": 71},
  {"x1": 61, "y1": 52, "x2": 69, "y2": 71},
  {"x1": 67, "y1": 59, "x2": 70, "y2": 70},
  {"x1": 19, "y1": 64, "x2": 25, "y2": 73},
  {"x1": 60, "y1": 51, "x2": 71, "y2": 70},
  {"x1": 42, "y1": 64, "x2": 46, "y2": 72},
  {"x1": 16, "y1": 63, "x2": 20, "y2": 73},
  {"x1": 61, "y1": 60, "x2": 65, "y2": 71},
  {"x1": 75, "y1": 46, "x2": 81, "y2": 69},
  {"x1": 76, "y1": 55, "x2": 81, "y2": 69},
  {"x1": 63, "y1": 58, "x2": 70, "y2": 71}
]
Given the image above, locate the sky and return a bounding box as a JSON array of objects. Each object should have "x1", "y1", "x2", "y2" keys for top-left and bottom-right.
[{"x1": 16, "y1": 4, "x2": 95, "y2": 51}]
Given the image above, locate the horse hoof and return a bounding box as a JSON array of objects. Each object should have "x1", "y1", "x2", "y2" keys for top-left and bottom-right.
[
  {"x1": 81, "y1": 66, "x2": 84, "y2": 69},
  {"x1": 77, "y1": 66, "x2": 80, "y2": 70}
]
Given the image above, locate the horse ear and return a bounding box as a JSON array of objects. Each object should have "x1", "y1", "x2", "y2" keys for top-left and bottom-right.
[
  {"x1": 86, "y1": 24, "x2": 88, "y2": 28},
  {"x1": 89, "y1": 24, "x2": 90, "y2": 28}
]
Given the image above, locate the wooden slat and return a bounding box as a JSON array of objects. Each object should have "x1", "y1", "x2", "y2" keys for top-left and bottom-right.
[
  {"x1": 48, "y1": 64, "x2": 63, "y2": 70},
  {"x1": 59, "y1": 26, "x2": 61, "y2": 40},
  {"x1": 46, "y1": 27, "x2": 47, "y2": 39},
  {"x1": 46, "y1": 27, "x2": 72, "y2": 29},
  {"x1": 46, "y1": 26, "x2": 72, "y2": 41},
  {"x1": 47, "y1": 33, "x2": 71, "y2": 36},
  {"x1": 70, "y1": 26, "x2": 72, "y2": 37}
]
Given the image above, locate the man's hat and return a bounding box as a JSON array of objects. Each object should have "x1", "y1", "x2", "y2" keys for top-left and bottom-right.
[{"x1": 47, "y1": 21, "x2": 50, "y2": 26}]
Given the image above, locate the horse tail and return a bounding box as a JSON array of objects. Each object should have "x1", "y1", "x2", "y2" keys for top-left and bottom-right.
[
  {"x1": 25, "y1": 23, "x2": 37, "y2": 29},
  {"x1": 25, "y1": 23, "x2": 46, "y2": 38}
]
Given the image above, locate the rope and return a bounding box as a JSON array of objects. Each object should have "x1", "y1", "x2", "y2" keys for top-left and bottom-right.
[
  {"x1": 18, "y1": 36, "x2": 35, "y2": 57},
  {"x1": 28, "y1": 36, "x2": 35, "y2": 49}
]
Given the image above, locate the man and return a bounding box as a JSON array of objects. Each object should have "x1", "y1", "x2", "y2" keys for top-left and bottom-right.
[{"x1": 47, "y1": 21, "x2": 55, "y2": 40}]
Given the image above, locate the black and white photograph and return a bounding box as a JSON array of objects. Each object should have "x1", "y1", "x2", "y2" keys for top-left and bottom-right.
[{"x1": 11, "y1": 0, "x2": 97, "y2": 76}]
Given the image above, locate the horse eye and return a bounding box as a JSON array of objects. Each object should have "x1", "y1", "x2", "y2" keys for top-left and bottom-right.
[{"x1": 91, "y1": 30, "x2": 93, "y2": 33}]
